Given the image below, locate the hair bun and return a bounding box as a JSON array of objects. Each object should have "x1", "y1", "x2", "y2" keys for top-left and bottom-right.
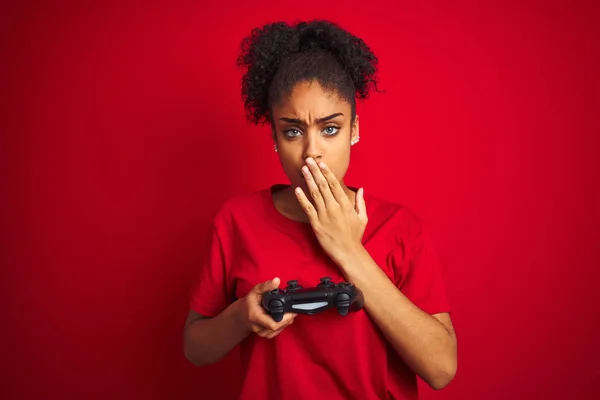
[
  {"x1": 238, "y1": 20, "x2": 380, "y2": 125},
  {"x1": 296, "y1": 21, "x2": 337, "y2": 52}
]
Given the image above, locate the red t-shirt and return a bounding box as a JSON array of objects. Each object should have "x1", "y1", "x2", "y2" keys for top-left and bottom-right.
[{"x1": 190, "y1": 184, "x2": 451, "y2": 400}]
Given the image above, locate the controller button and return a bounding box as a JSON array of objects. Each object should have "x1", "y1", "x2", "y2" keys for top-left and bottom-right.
[
  {"x1": 338, "y1": 307, "x2": 350, "y2": 316},
  {"x1": 285, "y1": 280, "x2": 303, "y2": 291},
  {"x1": 269, "y1": 300, "x2": 283, "y2": 308},
  {"x1": 336, "y1": 293, "x2": 351, "y2": 302},
  {"x1": 318, "y1": 277, "x2": 333, "y2": 288}
]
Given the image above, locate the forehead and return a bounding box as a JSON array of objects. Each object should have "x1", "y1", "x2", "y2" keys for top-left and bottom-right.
[{"x1": 273, "y1": 81, "x2": 350, "y2": 117}]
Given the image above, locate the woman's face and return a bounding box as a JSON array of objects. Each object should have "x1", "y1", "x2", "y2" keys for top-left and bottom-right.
[{"x1": 271, "y1": 80, "x2": 359, "y2": 193}]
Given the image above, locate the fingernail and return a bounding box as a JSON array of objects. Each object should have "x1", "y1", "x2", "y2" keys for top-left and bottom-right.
[{"x1": 318, "y1": 162, "x2": 327, "y2": 169}]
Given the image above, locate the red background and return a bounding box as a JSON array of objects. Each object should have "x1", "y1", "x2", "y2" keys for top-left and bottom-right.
[{"x1": 3, "y1": 1, "x2": 599, "y2": 399}]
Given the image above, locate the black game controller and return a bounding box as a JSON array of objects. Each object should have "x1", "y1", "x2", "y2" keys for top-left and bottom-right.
[{"x1": 261, "y1": 277, "x2": 365, "y2": 322}]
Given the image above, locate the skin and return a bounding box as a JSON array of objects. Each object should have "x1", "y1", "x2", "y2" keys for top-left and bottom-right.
[
  {"x1": 184, "y1": 79, "x2": 457, "y2": 390},
  {"x1": 271, "y1": 80, "x2": 359, "y2": 222}
]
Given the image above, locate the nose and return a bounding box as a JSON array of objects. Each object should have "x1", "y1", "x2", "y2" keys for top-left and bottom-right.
[{"x1": 302, "y1": 134, "x2": 323, "y2": 161}]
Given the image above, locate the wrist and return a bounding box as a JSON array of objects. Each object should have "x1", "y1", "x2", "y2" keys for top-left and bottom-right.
[{"x1": 333, "y1": 243, "x2": 367, "y2": 268}]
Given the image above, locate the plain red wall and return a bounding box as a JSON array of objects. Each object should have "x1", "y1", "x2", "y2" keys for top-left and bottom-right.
[{"x1": 3, "y1": 1, "x2": 599, "y2": 399}]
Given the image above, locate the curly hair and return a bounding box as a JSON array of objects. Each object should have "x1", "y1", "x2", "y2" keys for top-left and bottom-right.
[{"x1": 237, "y1": 20, "x2": 380, "y2": 126}]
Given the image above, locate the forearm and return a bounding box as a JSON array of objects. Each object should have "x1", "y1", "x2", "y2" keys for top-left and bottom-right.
[
  {"x1": 184, "y1": 300, "x2": 251, "y2": 366},
  {"x1": 338, "y1": 247, "x2": 457, "y2": 389}
]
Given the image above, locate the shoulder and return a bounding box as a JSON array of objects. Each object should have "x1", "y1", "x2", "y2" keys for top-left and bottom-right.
[
  {"x1": 210, "y1": 187, "x2": 271, "y2": 229},
  {"x1": 364, "y1": 191, "x2": 424, "y2": 238}
]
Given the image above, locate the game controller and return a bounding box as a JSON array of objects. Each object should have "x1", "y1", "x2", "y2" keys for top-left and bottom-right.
[{"x1": 261, "y1": 277, "x2": 365, "y2": 322}]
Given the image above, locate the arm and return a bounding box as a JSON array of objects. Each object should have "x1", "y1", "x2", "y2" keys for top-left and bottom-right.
[
  {"x1": 292, "y1": 158, "x2": 457, "y2": 390},
  {"x1": 183, "y1": 302, "x2": 250, "y2": 367},
  {"x1": 184, "y1": 278, "x2": 297, "y2": 367},
  {"x1": 337, "y1": 247, "x2": 457, "y2": 390}
]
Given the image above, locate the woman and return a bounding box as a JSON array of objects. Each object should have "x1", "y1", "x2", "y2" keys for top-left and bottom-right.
[{"x1": 183, "y1": 20, "x2": 457, "y2": 400}]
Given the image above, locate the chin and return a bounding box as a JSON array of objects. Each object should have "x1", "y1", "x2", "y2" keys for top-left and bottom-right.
[
  {"x1": 291, "y1": 181, "x2": 306, "y2": 190},
  {"x1": 287, "y1": 177, "x2": 307, "y2": 191}
]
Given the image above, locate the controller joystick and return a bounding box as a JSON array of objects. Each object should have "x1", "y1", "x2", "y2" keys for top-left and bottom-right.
[
  {"x1": 317, "y1": 277, "x2": 333, "y2": 288},
  {"x1": 285, "y1": 280, "x2": 302, "y2": 291},
  {"x1": 261, "y1": 277, "x2": 364, "y2": 321}
]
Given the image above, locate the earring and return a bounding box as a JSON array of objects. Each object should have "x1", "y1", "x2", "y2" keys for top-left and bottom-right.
[
  {"x1": 274, "y1": 144, "x2": 278, "y2": 152},
  {"x1": 351, "y1": 136, "x2": 360, "y2": 146}
]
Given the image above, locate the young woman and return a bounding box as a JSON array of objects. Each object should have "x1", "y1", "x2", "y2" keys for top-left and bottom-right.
[{"x1": 183, "y1": 20, "x2": 457, "y2": 400}]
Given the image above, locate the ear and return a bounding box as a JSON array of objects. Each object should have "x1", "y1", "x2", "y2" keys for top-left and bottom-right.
[{"x1": 350, "y1": 114, "x2": 360, "y2": 142}]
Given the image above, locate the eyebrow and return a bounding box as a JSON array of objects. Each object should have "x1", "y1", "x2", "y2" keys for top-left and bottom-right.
[{"x1": 279, "y1": 113, "x2": 344, "y2": 125}]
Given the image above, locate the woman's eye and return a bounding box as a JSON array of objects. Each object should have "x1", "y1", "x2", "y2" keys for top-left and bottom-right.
[
  {"x1": 323, "y1": 126, "x2": 339, "y2": 135},
  {"x1": 284, "y1": 129, "x2": 302, "y2": 138},
  {"x1": 284, "y1": 127, "x2": 339, "y2": 138}
]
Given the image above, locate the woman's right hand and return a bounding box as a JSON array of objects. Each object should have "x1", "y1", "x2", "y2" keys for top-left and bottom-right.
[{"x1": 237, "y1": 277, "x2": 298, "y2": 339}]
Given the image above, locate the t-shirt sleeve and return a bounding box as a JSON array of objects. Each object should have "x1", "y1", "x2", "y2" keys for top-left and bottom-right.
[
  {"x1": 390, "y1": 219, "x2": 452, "y2": 315},
  {"x1": 188, "y1": 222, "x2": 233, "y2": 317}
]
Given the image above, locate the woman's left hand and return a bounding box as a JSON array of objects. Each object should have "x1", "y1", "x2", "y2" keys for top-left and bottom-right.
[{"x1": 295, "y1": 157, "x2": 368, "y2": 265}]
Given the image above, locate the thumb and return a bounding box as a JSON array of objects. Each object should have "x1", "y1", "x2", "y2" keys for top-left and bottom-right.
[{"x1": 254, "y1": 277, "x2": 280, "y2": 294}]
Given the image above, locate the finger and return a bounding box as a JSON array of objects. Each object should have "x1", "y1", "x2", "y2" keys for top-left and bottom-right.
[
  {"x1": 301, "y1": 164, "x2": 326, "y2": 212},
  {"x1": 318, "y1": 161, "x2": 351, "y2": 208},
  {"x1": 264, "y1": 327, "x2": 284, "y2": 339},
  {"x1": 252, "y1": 277, "x2": 280, "y2": 295},
  {"x1": 294, "y1": 187, "x2": 319, "y2": 224},
  {"x1": 255, "y1": 327, "x2": 274, "y2": 338},
  {"x1": 264, "y1": 316, "x2": 296, "y2": 339},
  {"x1": 305, "y1": 157, "x2": 336, "y2": 207},
  {"x1": 250, "y1": 323, "x2": 265, "y2": 334},
  {"x1": 280, "y1": 312, "x2": 297, "y2": 325},
  {"x1": 254, "y1": 309, "x2": 297, "y2": 332},
  {"x1": 355, "y1": 187, "x2": 368, "y2": 221},
  {"x1": 252, "y1": 310, "x2": 287, "y2": 331}
]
